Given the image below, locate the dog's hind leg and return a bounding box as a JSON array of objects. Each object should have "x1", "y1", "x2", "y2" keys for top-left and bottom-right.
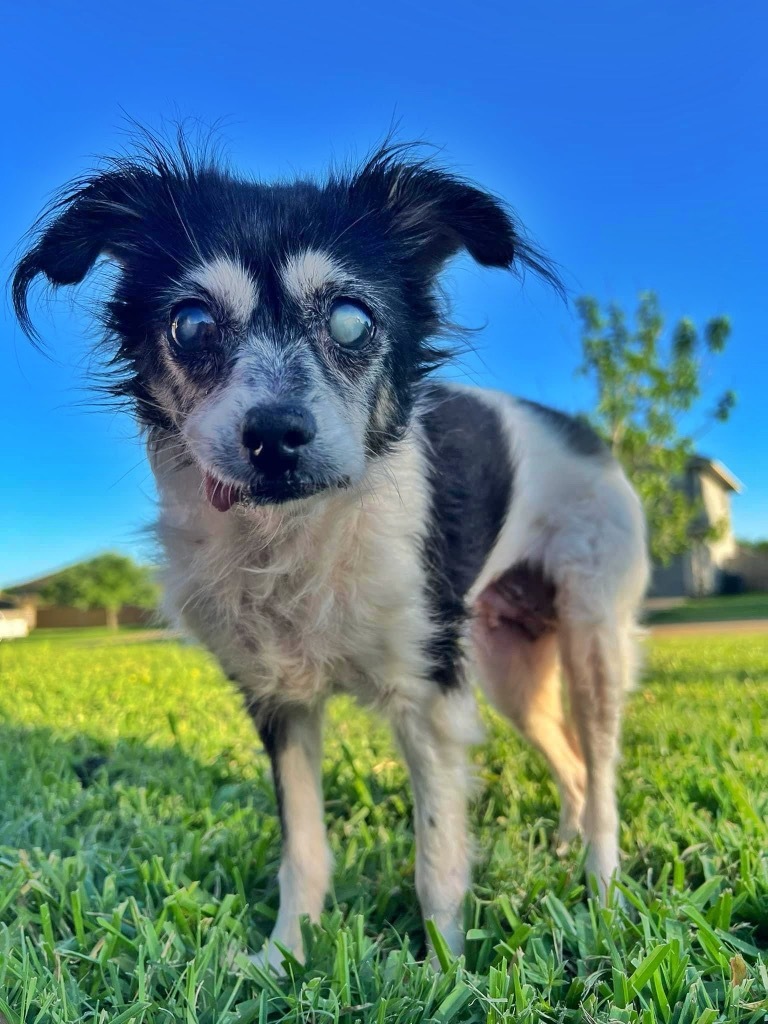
[
  {"x1": 471, "y1": 599, "x2": 586, "y2": 849},
  {"x1": 557, "y1": 614, "x2": 635, "y2": 900}
]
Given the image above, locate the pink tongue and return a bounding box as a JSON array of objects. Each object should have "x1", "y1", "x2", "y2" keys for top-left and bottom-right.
[{"x1": 204, "y1": 473, "x2": 240, "y2": 512}]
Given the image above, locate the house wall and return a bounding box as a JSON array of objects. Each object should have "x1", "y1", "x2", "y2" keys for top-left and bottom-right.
[
  {"x1": 0, "y1": 613, "x2": 30, "y2": 639},
  {"x1": 698, "y1": 473, "x2": 738, "y2": 565},
  {"x1": 649, "y1": 463, "x2": 740, "y2": 598},
  {"x1": 649, "y1": 556, "x2": 689, "y2": 598},
  {"x1": 725, "y1": 548, "x2": 768, "y2": 591},
  {"x1": 17, "y1": 602, "x2": 37, "y2": 628},
  {"x1": 687, "y1": 541, "x2": 718, "y2": 597}
]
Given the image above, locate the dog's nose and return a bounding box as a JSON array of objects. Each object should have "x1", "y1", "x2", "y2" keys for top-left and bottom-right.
[{"x1": 242, "y1": 405, "x2": 317, "y2": 474}]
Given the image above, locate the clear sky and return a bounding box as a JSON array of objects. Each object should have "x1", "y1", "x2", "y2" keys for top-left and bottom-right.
[{"x1": 1, "y1": 0, "x2": 766, "y2": 586}]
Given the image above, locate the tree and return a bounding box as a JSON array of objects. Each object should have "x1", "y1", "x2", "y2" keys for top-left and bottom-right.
[
  {"x1": 39, "y1": 553, "x2": 158, "y2": 629},
  {"x1": 576, "y1": 292, "x2": 736, "y2": 565},
  {"x1": 738, "y1": 539, "x2": 768, "y2": 556}
]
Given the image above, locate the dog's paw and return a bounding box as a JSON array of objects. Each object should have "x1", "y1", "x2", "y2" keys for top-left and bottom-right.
[
  {"x1": 227, "y1": 937, "x2": 298, "y2": 976},
  {"x1": 554, "y1": 812, "x2": 584, "y2": 857},
  {"x1": 248, "y1": 943, "x2": 288, "y2": 975},
  {"x1": 554, "y1": 834, "x2": 576, "y2": 858},
  {"x1": 246, "y1": 930, "x2": 306, "y2": 976}
]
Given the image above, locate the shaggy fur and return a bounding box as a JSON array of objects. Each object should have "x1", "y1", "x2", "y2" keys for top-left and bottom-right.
[{"x1": 12, "y1": 134, "x2": 649, "y2": 968}]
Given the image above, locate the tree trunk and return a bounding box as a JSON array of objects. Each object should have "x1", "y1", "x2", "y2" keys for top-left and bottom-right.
[{"x1": 106, "y1": 607, "x2": 120, "y2": 630}]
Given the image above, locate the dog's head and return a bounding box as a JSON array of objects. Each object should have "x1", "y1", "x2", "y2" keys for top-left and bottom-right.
[{"x1": 13, "y1": 138, "x2": 558, "y2": 509}]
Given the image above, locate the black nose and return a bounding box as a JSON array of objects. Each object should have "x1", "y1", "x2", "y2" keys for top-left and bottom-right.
[{"x1": 241, "y1": 404, "x2": 317, "y2": 475}]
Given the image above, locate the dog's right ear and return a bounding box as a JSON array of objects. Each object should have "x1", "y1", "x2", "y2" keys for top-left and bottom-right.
[{"x1": 12, "y1": 168, "x2": 151, "y2": 341}]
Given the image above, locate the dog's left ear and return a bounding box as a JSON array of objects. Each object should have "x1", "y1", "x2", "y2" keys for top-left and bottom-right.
[{"x1": 350, "y1": 149, "x2": 561, "y2": 287}]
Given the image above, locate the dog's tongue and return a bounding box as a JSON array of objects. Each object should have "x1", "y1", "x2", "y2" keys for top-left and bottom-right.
[{"x1": 204, "y1": 473, "x2": 240, "y2": 512}]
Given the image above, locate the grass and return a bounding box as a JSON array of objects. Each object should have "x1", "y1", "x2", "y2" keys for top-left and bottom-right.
[
  {"x1": 645, "y1": 592, "x2": 768, "y2": 625},
  {"x1": 20, "y1": 626, "x2": 156, "y2": 645},
  {"x1": 0, "y1": 630, "x2": 766, "y2": 1021}
]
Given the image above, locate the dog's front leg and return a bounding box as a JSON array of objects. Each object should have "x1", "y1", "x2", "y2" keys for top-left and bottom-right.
[
  {"x1": 393, "y1": 692, "x2": 476, "y2": 961},
  {"x1": 252, "y1": 701, "x2": 331, "y2": 969}
]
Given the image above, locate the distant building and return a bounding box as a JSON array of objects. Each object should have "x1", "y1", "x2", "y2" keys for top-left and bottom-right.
[
  {"x1": 0, "y1": 597, "x2": 34, "y2": 638},
  {"x1": 649, "y1": 456, "x2": 748, "y2": 598},
  {"x1": 1, "y1": 558, "x2": 155, "y2": 630}
]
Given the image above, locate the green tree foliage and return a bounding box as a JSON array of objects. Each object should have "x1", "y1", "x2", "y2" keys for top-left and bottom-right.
[
  {"x1": 39, "y1": 553, "x2": 158, "y2": 628},
  {"x1": 577, "y1": 292, "x2": 735, "y2": 565},
  {"x1": 738, "y1": 538, "x2": 768, "y2": 555}
]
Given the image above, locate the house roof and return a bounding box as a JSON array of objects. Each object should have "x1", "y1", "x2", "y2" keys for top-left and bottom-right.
[
  {"x1": 4, "y1": 568, "x2": 73, "y2": 596},
  {"x1": 2, "y1": 552, "x2": 110, "y2": 594},
  {"x1": 690, "y1": 455, "x2": 743, "y2": 493}
]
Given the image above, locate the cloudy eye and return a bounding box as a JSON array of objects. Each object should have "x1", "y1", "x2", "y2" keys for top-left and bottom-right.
[
  {"x1": 328, "y1": 299, "x2": 374, "y2": 348},
  {"x1": 170, "y1": 302, "x2": 220, "y2": 351}
]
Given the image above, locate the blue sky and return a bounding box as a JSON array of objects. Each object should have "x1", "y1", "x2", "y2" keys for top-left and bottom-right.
[{"x1": 2, "y1": 0, "x2": 766, "y2": 586}]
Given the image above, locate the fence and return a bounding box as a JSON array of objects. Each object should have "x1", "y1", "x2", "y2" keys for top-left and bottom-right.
[{"x1": 35, "y1": 605, "x2": 156, "y2": 628}]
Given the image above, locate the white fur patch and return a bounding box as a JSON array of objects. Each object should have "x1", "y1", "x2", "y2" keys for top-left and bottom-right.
[
  {"x1": 281, "y1": 249, "x2": 346, "y2": 303},
  {"x1": 187, "y1": 256, "x2": 258, "y2": 323},
  {"x1": 150, "y1": 429, "x2": 436, "y2": 711},
  {"x1": 455, "y1": 385, "x2": 649, "y2": 620}
]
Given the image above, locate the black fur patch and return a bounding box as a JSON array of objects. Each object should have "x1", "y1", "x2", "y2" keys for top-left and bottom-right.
[
  {"x1": 420, "y1": 384, "x2": 513, "y2": 688},
  {"x1": 73, "y1": 755, "x2": 109, "y2": 787},
  {"x1": 518, "y1": 399, "x2": 608, "y2": 457}
]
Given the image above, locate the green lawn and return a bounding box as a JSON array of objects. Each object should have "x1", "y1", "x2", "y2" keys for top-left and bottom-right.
[
  {"x1": 20, "y1": 626, "x2": 156, "y2": 645},
  {"x1": 645, "y1": 592, "x2": 768, "y2": 625},
  {"x1": 0, "y1": 631, "x2": 766, "y2": 1022}
]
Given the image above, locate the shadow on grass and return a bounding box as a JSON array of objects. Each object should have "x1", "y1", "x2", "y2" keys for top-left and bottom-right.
[
  {"x1": 0, "y1": 721, "x2": 283, "y2": 939},
  {"x1": 0, "y1": 720, "x2": 428, "y2": 950}
]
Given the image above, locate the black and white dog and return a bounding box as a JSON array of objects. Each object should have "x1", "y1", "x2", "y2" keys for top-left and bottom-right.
[{"x1": 12, "y1": 138, "x2": 649, "y2": 967}]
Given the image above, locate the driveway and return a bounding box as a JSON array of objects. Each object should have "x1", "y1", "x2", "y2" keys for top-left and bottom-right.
[{"x1": 650, "y1": 619, "x2": 768, "y2": 636}]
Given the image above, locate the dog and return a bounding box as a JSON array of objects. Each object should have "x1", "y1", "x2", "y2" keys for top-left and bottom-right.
[{"x1": 12, "y1": 136, "x2": 649, "y2": 968}]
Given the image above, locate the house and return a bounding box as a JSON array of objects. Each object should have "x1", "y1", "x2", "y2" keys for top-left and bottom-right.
[
  {"x1": 2, "y1": 558, "x2": 155, "y2": 630},
  {"x1": 649, "y1": 456, "x2": 745, "y2": 598},
  {"x1": 0, "y1": 597, "x2": 34, "y2": 639}
]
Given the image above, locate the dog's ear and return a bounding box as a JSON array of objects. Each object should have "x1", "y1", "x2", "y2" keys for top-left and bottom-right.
[
  {"x1": 349, "y1": 147, "x2": 562, "y2": 288},
  {"x1": 12, "y1": 168, "x2": 152, "y2": 341}
]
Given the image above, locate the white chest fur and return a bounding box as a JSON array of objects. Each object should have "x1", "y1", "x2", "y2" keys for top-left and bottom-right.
[{"x1": 150, "y1": 436, "x2": 435, "y2": 711}]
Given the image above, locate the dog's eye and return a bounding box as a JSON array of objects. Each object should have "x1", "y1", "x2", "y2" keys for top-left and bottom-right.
[
  {"x1": 170, "y1": 303, "x2": 219, "y2": 351},
  {"x1": 328, "y1": 299, "x2": 374, "y2": 347}
]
